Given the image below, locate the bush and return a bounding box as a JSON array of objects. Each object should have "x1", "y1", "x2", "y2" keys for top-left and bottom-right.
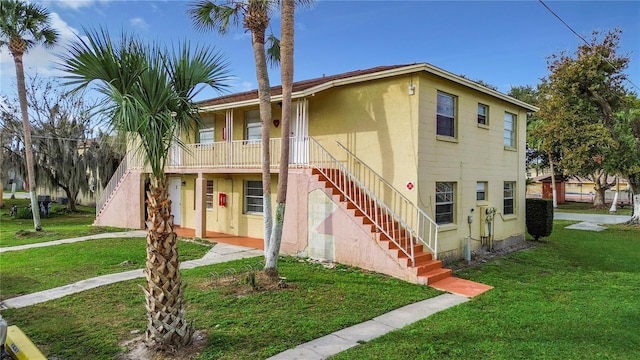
[
  {"x1": 15, "y1": 206, "x2": 33, "y2": 219},
  {"x1": 526, "y1": 198, "x2": 554, "y2": 241}
]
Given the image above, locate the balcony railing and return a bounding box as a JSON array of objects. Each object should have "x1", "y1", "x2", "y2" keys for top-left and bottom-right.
[{"x1": 144, "y1": 138, "x2": 307, "y2": 170}]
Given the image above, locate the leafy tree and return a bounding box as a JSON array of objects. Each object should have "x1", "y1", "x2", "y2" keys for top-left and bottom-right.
[
  {"x1": 535, "y1": 29, "x2": 632, "y2": 208},
  {"x1": 59, "y1": 29, "x2": 230, "y2": 350},
  {"x1": 0, "y1": 0, "x2": 59, "y2": 230},
  {"x1": 611, "y1": 96, "x2": 640, "y2": 223},
  {"x1": 18, "y1": 77, "x2": 123, "y2": 211}
]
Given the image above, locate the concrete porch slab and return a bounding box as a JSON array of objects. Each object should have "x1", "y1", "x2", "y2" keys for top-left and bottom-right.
[{"x1": 429, "y1": 276, "x2": 493, "y2": 298}]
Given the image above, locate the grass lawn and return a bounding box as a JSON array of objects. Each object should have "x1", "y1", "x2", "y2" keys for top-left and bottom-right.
[
  {"x1": 2, "y1": 220, "x2": 638, "y2": 359},
  {"x1": 0, "y1": 198, "x2": 128, "y2": 247},
  {"x1": 0, "y1": 238, "x2": 212, "y2": 300},
  {"x1": 331, "y1": 220, "x2": 640, "y2": 360},
  {"x1": 0, "y1": 257, "x2": 441, "y2": 359},
  {"x1": 556, "y1": 200, "x2": 632, "y2": 215}
]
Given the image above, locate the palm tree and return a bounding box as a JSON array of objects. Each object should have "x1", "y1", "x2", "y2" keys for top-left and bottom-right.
[
  {"x1": 59, "y1": 29, "x2": 230, "y2": 350},
  {"x1": 0, "y1": 0, "x2": 59, "y2": 230},
  {"x1": 266, "y1": 0, "x2": 294, "y2": 277},
  {"x1": 189, "y1": 0, "x2": 277, "y2": 252}
]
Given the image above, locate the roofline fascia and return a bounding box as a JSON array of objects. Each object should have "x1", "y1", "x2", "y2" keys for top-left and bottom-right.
[{"x1": 199, "y1": 63, "x2": 539, "y2": 113}]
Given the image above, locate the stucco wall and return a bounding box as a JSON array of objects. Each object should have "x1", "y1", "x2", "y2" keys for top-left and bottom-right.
[
  {"x1": 94, "y1": 170, "x2": 144, "y2": 229},
  {"x1": 281, "y1": 170, "x2": 420, "y2": 283},
  {"x1": 416, "y1": 74, "x2": 527, "y2": 258}
]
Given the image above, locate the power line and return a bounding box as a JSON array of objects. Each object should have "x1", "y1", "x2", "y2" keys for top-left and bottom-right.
[{"x1": 538, "y1": 0, "x2": 640, "y2": 93}]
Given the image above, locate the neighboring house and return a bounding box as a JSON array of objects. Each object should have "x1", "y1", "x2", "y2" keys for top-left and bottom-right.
[
  {"x1": 95, "y1": 63, "x2": 536, "y2": 284},
  {"x1": 529, "y1": 174, "x2": 632, "y2": 205}
]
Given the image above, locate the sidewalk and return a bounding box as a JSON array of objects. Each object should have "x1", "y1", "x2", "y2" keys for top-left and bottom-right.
[
  {"x1": 0, "y1": 241, "x2": 263, "y2": 309},
  {"x1": 554, "y1": 211, "x2": 631, "y2": 224},
  {"x1": 0, "y1": 230, "x2": 148, "y2": 253}
]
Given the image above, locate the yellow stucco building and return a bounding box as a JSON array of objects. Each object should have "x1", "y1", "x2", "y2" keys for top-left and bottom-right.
[{"x1": 95, "y1": 63, "x2": 536, "y2": 284}]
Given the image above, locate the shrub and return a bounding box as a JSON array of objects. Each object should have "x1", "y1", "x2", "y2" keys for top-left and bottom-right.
[
  {"x1": 15, "y1": 207, "x2": 33, "y2": 219},
  {"x1": 526, "y1": 198, "x2": 554, "y2": 241}
]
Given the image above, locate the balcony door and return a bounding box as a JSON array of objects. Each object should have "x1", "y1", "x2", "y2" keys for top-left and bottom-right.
[{"x1": 290, "y1": 99, "x2": 309, "y2": 164}]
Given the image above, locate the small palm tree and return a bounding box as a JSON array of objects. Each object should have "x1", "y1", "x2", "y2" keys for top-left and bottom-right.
[
  {"x1": 0, "y1": 0, "x2": 59, "y2": 230},
  {"x1": 59, "y1": 29, "x2": 230, "y2": 350}
]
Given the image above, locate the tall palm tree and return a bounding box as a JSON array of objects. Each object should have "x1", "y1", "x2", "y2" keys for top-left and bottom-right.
[
  {"x1": 266, "y1": 0, "x2": 294, "y2": 277},
  {"x1": 59, "y1": 29, "x2": 230, "y2": 350},
  {"x1": 189, "y1": 0, "x2": 276, "y2": 250},
  {"x1": 0, "y1": 0, "x2": 58, "y2": 230}
]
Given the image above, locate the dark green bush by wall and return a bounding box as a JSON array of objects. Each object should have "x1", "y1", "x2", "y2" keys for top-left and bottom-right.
[{"x1": 526, "y1": 198, "x2": 554, "y2": 241}]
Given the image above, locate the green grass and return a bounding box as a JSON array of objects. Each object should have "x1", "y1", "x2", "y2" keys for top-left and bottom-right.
[
  {"x1": 0, "y1": 238, "x2": 212, "y2": 300},
  {"x1": 1, "y1": 257, "x2": 441, "y2": 359},
  {"x1": 0, "y1": 198, "x2": 128, "y2": 247},
  {"x1": 331, "y1": 220, "x2": 640, "y2": 359},
  {"x1": 556, "y1": 200, "x2": 632, "y2": 215}
]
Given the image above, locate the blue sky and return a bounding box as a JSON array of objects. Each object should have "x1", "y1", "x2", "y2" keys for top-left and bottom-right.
[{"x1": 1, "y1": 0, "x2": 639, "y2": 102}]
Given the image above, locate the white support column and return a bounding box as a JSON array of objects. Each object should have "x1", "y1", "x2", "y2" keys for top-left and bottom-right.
[{"x1": 195, "y1": 173, "x2": 206, "y2": 238}]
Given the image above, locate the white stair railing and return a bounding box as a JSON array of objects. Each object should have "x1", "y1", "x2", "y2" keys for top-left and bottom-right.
[
  {"x1": 308, "y1": 138, "x2": 439, "y2": 263},
  {"x1": 96, "y1": 156, "x2": 129, "y2": 216}
]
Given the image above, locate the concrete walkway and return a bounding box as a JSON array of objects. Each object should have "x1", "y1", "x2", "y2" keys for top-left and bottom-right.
[
  {"x1": 0, "y1": 240, "x2": 263, "y2": 309},
  {"x1": 0, "y1": 230, "x2": 148, "y2": 253},
  {"x1": 267, "y1": 293, "x2": 468, "y2": 360},
  {"x1": 554, "y1": 211, "x2": 631, "y2": 224}
]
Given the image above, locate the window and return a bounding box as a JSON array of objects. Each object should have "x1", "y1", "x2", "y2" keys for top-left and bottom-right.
[
  {"x1": 435, "y1": 182, "x2": 455, "y2": 224},
  {"x1": 504, "y1": 112, "x2": 516, "y2": 147},
  {"x1": 504, "y1": 181, "x2": 515, "y2": 215},
  {"x1": 199, "y1": 128, "x2": 214, "y2": 144},
  {"x1": 437, "y1": 92, "x2": 456, "y2": 137},
  {"x1": 478, "y1": 104, "x2": 488, "y2": 125},
  {"x1": 206, "y1": 180, "x2": 214, "y2": 210},
  {"x1": 245, "y1": 110, "x2": 261, "y2": 141},
  {"x1": 244, "y1": 180, "x2": 263, "y2": 214},
  {"x1": 476, "y1": 182, "x2": 487, "y2": 201}
]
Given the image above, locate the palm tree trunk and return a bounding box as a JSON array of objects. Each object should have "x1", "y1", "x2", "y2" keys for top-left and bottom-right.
[
  {"x1": 141, "y1": 176, "x2": 193, "y2": 350},
  {"x1": 249, "y1": 24, "x2": 273, "y2": 252},
  {"x1": 265, "y1": 0, "x2": 294, "y2": 277},
  {"x1": 12, "y1": 51, "x2": 42, "y2": 230}
]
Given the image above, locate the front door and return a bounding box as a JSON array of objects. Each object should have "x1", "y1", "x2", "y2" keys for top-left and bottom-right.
[
  {"x1": 168, "y1": 178, "x2": 182, "y2": 225},
  {"x1": 290, "y1": 99, "x2": 309, "y2": 164}
]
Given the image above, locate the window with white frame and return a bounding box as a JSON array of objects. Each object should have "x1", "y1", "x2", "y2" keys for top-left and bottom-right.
[
  {"x1": 199, "y1": 128, "x2": 214, "y2": 144},
  {"x1": 504, "y1": 112, "x2": 516, "y2": 147},
  {"x1": 244, "y1": 180, "x2": 263, "y2": 214},
  {"x1": 206, "y1": 180, "x2": 214, "y2": 210},
  {"x1": 245, "y1": 110, "x2": 261, "y2": 141},
  {"x1": 477, "y1": 181, "x2": 487, "y2": 201},
  {"x1": 504, "y1": 181, "x2": 515, "y2": 215},
  {"x1": 435, "y1": 182, "x2": 455, "y2": 224},
  {"x1": 478, "y1": 104, "x2": 489, "y2": 125},
  {"x1": 437, "y1": 92, "x2": 456, "y2": 137}
]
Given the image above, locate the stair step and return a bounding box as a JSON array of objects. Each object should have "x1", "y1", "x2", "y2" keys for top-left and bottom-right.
[
  {"x1": 415, "y1": 260, "x2": 444, "y2": 275},
  {"x1": 419, "y1": 268, "x2": 452, "y2": 285},
  {"x1": 397, "y1": 252, "x2": 434, "y2": 267}
]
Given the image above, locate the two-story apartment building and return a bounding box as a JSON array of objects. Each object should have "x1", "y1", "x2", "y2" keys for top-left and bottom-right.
[{"x1": 95, "y1": 63, "x2": 536, "y2": 284}]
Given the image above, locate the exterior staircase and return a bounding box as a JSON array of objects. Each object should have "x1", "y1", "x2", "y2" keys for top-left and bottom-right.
[{"x1": 311, "y1": 166, "x2": 452, "y2": 285}]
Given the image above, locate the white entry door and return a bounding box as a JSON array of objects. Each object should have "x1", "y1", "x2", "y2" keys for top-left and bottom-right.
[
  {"x1": 290, "y1": 99, "x2": 309, "y2": 164},
  {"x1": 168, "y1": 178, "x2": 182, "y2": 225}
]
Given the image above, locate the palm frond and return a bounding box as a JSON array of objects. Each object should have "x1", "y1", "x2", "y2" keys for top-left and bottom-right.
[{"x1": 266, "y1": 32, "x2": 280, "y2": 69}]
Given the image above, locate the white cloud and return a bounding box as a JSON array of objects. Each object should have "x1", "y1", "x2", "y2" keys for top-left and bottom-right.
[
  {"x1": 129, "y1": 17, "x2": 149, "y2": 30},
  {"x1": 50, "y1": 0, "x2": 111, "y2": 11},
  {"x1": 241, "y1": 81, "x2": 253, "y2": 91},
  {"x1": 233, "y1": 32, "x2": 251, "y2": 41}
]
